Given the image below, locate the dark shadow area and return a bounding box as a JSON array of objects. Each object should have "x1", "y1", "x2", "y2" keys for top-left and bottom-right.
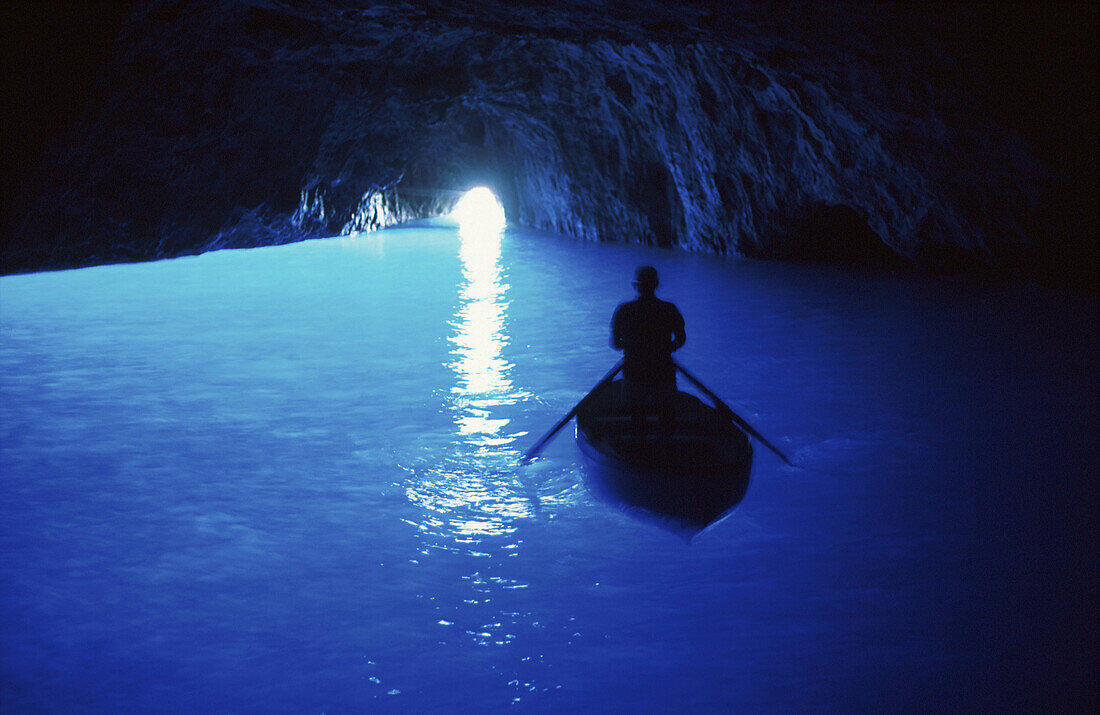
[
  {"x1": 911, "y1": 238, "x2": 993, "y2": 276},
  {"x1": 781, "y1": 203, "x2": 910, "y2": 269},
  {"x1": 0, "y1": 0, "x2": 134, "y2": 272},
  {"x1": 0, "y1": 1, "x2": 133, "y2": 218},
  {"x1": 634, "y1": 159, "x2": 682, "y2": 248}
]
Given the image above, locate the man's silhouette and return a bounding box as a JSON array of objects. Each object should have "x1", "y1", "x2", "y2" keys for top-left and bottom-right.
[{"x1": 610, "y1": 266, "x2": 686, "y2": 433}]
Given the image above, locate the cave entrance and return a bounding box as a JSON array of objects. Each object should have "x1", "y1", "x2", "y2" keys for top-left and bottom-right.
[{"x1": 451, "y1": 187, "x2": 506, "y2": 240}]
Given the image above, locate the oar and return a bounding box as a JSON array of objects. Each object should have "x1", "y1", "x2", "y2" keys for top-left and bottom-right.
[
  {"x1": 674, "y1": 360, "x2": 796, "y2": 467},
  {"x1": 522, "y1": 360, "x2": 623, "y2": 463}
]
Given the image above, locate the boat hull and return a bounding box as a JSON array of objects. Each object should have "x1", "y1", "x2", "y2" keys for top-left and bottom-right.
[{"x1": 576, "y1": 380, "x2": 752, "y2": 531}]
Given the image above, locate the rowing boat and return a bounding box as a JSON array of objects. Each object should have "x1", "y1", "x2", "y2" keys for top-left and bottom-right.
[{"x1": 575, "y1": 378, "x2": 753, "y2": 531}]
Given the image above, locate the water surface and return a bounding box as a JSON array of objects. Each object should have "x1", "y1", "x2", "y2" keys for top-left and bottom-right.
[{"x1": 1, "y1": 220, "x2": 1096, "y2": 711}]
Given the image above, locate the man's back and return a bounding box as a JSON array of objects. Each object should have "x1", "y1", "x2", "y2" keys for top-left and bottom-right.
[{"x1": 611, "y1": 293, "x2": 685, "y2": 383}]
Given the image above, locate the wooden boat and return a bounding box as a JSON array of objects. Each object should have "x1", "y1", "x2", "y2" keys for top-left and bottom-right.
[{"x1": 575, "y1": 378, "x2": 753, "y2": 531}]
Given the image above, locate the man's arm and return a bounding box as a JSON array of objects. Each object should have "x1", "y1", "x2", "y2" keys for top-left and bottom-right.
[
  {"x1": 610, "y1": 306, "x2": 624, "y2": 350},
  {"x1": 670, "y1": 306, "x2": 686, "y2": 353}
]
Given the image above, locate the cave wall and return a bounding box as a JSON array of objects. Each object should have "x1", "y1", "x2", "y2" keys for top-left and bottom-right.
[{"x1": 2, "y1": 0, "x2": 1095, "y2": 285}]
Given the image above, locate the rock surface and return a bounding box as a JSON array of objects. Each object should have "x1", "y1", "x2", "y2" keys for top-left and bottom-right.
[{"x1": 2, "y1": 0, "x2": 1095, "y2": 285}]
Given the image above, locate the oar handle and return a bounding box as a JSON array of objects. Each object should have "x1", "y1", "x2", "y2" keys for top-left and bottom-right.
[
  {"x1": 674, "y1": 361, "x2": 796, "y2": 467},
  {"x1": 522, "y1": 361, "x2": 624, "y2": 463}
]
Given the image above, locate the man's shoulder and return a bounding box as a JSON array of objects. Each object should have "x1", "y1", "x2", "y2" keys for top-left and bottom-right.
[
  {"x1": 613, "y1": 298, "x2": 641, "y2": 314},
  {"x1": 614, "y1": 296, "x2": 682, "y2": 319},
  {"x1": 658, "y1": 298, "x2": 683, "y2": 317}
]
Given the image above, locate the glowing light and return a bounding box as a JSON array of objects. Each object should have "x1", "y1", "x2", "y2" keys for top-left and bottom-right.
[{"x1": 451, "y1": 187, "x2": 506, "y2": 239}]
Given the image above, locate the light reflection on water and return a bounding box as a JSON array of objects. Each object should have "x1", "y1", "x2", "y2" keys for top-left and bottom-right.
[
  {"x1": 448, "y1": 221, "x2": 530, "y2": 453},
  {"x1": 399, "y1": 220, "x2": 540, "y2": 652}
]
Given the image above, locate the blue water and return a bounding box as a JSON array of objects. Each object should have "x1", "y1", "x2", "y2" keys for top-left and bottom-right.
[{"x1": 1, "y1": 220, "x2": 1096, "y2": 711}]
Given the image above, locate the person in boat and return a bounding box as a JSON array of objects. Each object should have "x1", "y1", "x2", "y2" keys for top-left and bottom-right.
[{"x1": 610, "y1": 266, "x2": 686, "y2": 433}]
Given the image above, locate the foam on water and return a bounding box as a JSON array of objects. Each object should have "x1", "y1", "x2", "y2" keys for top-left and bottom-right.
[{"x1": 1, "y1": 220, "x2": 1096, "y2": 710}]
